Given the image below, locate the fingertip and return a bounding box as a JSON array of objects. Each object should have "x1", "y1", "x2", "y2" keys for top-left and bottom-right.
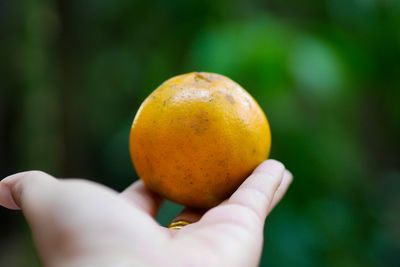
[
  {"x1": 285, "y1": 170, "x2": 293, "y2": 183},
  {"x1": 253, "y1": 159, "x2": 285, "y2": 174},
  {"x1": 0, "y1": 171, "x2": 56, "y2": 211},
  {"x1": 0, "y1": 172, "x2": 27, "y2": 209},
  {"x1": 269, "y1": 169, "x2": 294, "y2": 211},
  {"x1": 0, "y1": 183, "x2": 20, "y2": 210}
]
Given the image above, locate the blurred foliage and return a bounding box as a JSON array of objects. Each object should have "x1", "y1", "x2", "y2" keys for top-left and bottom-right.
[{"x1": 0, "y1": 0, "x2": 399, "y2": 266}]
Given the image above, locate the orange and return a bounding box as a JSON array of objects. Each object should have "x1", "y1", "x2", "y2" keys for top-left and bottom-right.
[{"x1": 129, "y1": 72, "x2": 271, "y2": 208}]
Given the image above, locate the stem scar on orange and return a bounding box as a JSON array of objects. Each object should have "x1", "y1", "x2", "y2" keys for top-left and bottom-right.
[{"x1": 129, "y1": 72, "x2": 271, "y2": 208}]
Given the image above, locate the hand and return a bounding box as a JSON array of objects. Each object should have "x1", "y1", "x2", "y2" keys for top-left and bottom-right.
[{"x1": 0, "y1": 159, "x2": 292, "y2": 267}]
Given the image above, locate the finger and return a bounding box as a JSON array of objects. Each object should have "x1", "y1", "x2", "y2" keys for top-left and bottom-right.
[
  {"x1": 200, "y1": 160, "x2": 285, "y2": 229},
  {"x1": 120, "y1": 180, "x2": 163, "y2": 218},
  {"x1": 168, "y1": 208, "x2": 206, "y2": 228},
  {"x1": 228, "y1": 159, "x2": 285, "y2": 220},
  {"x1": 269, "y1": 170, "x2": 293, "y2": 212},
  {"x1": 0, "y1": 171, "x2": 57, "y2": 216},
  {"x1": 0, "y1": 171, "x2": 164, "y2": 265},
  {"x1": 0, "y1": 178, "x2": 20, "y2": 210}
]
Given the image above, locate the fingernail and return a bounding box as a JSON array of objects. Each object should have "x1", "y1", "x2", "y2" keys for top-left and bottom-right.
[{"x1": 0, "y1": 183, "x2": 20, "y2": 210}]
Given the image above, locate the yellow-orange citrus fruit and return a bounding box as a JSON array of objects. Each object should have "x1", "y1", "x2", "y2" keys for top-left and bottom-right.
[{"x1": 129, "y1": 72, "x2": 271, "y2": 208}]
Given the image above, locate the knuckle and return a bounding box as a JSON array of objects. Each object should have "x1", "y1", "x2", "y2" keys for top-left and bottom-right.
[
  {"x1": 14, "y1": 171, "x2": 56, "y2": 207},
  {"x1": 26, "y1": 170, "x2": 50, "y2": 179},
  {"x1": 248, "y1": 172, "x2": 279, "y2": 188}
]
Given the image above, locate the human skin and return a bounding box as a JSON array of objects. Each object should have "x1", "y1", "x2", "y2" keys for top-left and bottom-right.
[{"x1": 0, "y1": 159, "x2": 292, "y2": 267}]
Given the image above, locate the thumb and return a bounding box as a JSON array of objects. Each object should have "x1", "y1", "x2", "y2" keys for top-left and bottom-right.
[
  {"x1": 0, "y1": 171, "x2": 63, "y2": 265},
  {"x1": 0, "y1": 171, "x2": 59, "y2": 242},
  {"x1": 0, "y1": 171, "x2": 58, "y2": 221}
]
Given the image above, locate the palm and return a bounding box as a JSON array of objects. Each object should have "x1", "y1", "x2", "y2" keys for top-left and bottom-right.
[{"x1": 0, "y1": 160, "x2": 292, "y2": 267}]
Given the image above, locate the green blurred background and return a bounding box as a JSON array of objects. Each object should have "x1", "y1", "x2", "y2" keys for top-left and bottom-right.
[{"x1": 1, "y1": 0, "x2": 399, "y2": 266}]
